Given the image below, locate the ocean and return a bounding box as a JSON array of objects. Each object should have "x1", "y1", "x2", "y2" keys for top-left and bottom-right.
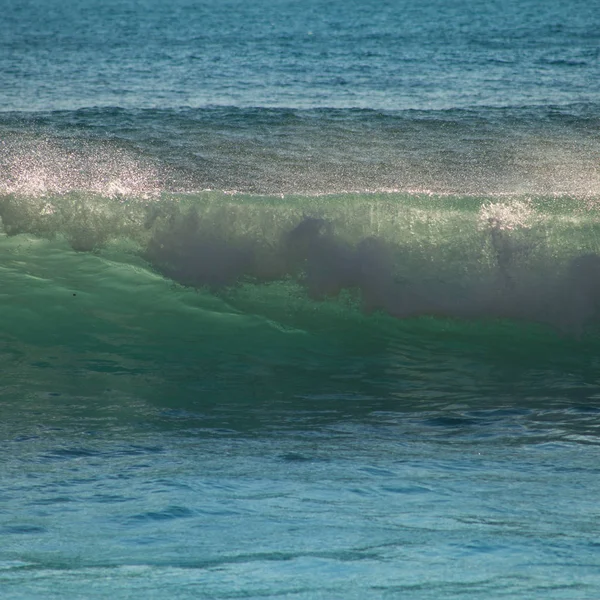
[{"x1": 2, "y1": 0, "x2": 600, "y2": 597}]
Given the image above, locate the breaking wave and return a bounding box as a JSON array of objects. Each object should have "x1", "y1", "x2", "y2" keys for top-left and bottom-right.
[{"x1": 2, "y1": 112, "x2": 600, "y2": 336}]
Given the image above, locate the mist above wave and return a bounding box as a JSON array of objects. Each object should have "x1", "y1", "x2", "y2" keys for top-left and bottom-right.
[
  {"x1": 2, "y1": 106, "x2": 600, "y2": 197},
  {"x1": 0, "y1": 136, "x2": 164, "y2": 199}
]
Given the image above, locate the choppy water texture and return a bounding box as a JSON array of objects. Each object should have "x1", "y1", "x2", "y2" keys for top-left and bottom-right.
[{"x1": 2, "y1": 0, "x2": 600, "y2": 597}]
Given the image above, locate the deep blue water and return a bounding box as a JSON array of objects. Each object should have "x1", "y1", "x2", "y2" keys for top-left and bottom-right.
[
  {"x1": 2, "y1": 0, "x2": 600, "y2": 597},
  {"x1": 2, "y1": 0, "x2": 600, "y2": 111}
]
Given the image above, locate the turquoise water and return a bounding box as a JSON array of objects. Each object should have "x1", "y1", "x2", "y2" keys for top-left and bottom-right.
[{"x1": 2, "y1": 0, "x2": 600, "y2": 597}]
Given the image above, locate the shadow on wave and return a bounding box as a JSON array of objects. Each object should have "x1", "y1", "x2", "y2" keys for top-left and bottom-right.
[{"x1": 144, "y1": 210, "x2": 600, "y2": 335}]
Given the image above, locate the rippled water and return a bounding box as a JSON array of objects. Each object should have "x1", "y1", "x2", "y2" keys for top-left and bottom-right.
[{"x1": 3, "y1": 399, "x2": 600, "y2": 598}]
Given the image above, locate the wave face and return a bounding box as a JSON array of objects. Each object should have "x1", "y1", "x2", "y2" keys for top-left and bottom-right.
[{"x1": 3, "y1": 188, "x2": 600, "y2": 332}]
